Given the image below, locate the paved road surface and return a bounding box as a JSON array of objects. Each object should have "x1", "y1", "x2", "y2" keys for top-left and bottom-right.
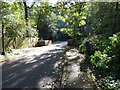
[{"x1": 2, "y1": 42, "x2": 67, "y2": 88}]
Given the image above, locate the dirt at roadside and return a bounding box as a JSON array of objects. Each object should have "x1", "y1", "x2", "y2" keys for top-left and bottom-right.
[{"x1": 53, "y1": 46, "x2": 98, "y2": 89}]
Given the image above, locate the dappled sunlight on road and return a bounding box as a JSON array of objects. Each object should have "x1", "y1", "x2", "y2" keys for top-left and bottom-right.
[
  {"x1": 25, "y1": 57, "x2": 37, "y2": 64},
  {"x1": 2, "y1": 42, "x2": 96, "y2": 89},
  {"x1": 2, "y1": 42, "x2": 67, "y2": 88}
]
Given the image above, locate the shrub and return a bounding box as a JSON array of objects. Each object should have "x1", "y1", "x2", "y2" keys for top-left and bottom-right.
[
  {"x1": 98, "y1": 76, "x2": 120, "y2": 90},
  {"x1": 90, "y1": 51, "x2": 112, "y2": 69},
  {"x1": 89, "y1": 32, "x2": 120, "y2": 89}
]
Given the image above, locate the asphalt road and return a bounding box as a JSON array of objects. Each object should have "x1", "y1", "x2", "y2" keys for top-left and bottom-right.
[{"x1": 2, "y1": 41, "x2": 67, "y2": 88}]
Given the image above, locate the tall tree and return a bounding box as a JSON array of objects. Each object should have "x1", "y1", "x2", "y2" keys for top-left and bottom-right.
[
  {"x1": 23, "y1": 0, "x2": 35, "y2": 37},
  {"x1": 36, "y1": 2, "x2": 57, "y2": 40},
  {"x1": 1, "y1": 1, "x2": 10, "y2": 55},
  {"x1": 87, "y1": 2, "x2": 120, "y2": 37},
  {"x1": 1, "y1": 20, "x2": 5, "y2": 55},
  {"x1": 23, "y1": 1, "x2": 28, "y2": 26},
  {"x1": 56, "y1": 2, "x2": 88, "y2": 39}
]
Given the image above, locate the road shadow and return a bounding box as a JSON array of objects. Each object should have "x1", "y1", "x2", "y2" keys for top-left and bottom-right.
[{"x1": 2, "y1": 47, "x2": 66, "y2": 89}]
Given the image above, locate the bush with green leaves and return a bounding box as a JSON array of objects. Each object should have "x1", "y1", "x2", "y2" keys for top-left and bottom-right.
[
  {"x1": 89, "y1": 32, "x2": 120, "y2": 89},
  {"x1": 104, "y1": 32, "x2": 120, "y2": 56},
  {"x1": 98, "y1": 76, "x2": 120, "y2": 90},
  {"x1": 79, "y1": 43, "x2": 86, "y2": 53},
  {"x1": 90, "y1": 51, "x2": 112, "y2": 69},
  {"x1": 90, "y1": 32, "x2": 120, "y2": 68}
]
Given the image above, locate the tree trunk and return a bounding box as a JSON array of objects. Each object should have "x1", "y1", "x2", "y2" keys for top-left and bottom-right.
[
  {"x1": 13, "y1": 37, "x2": 16, "y2": 49},
  {"x1": 37, "y1": 15, "x2": 41, "y2": 39},
  {"x1": 23, "y1": 1, "x2": 35, "y2": 26},
  {"x1": 23, "y1": 1, "x2": 35, "y2": 47},
  {"x1": 23, "y1": 1, "x2": 28, "y2": 26},
  {"x1": 2, "y1": 21, "x2": 5, "y2": 55},
  {"x1": 23, "y1": 1, "x2": 29, "y2": 37},
  {"x1": 116, "y1": 2, "x2": 119, "y2": 32}
]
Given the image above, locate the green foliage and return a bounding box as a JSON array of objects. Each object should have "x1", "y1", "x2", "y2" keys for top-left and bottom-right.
[
  {"x1": 109, "y1": 32, "x2": 120, "y2": 47},
  {"x1": 79, "y1": 37, "x2": 95, "y2": 55},
  {"x1": 103, "y1": 32, "x2": 120, "y2": 56},
  {"x1": 88, "y1": 32, "x2": 120, "y2": 89},
  {"x1": 87, "y1": 2, "x2": 120, "y2": 37},
  {"x1": 79, "y1": 43, "x2": 86, "y2": 53},
  {"x1": 1, "y1": 1, "x2": 38, "y2": 38},
  {"x1": 36, "y1": 2, "x2": 57, "y2": 39},
  {"x1": 90, "y1": 32, "x2": 120, "y2": 68},
  {"x1": 57, "y1": 2, "x2": 89, "y2": 38},
  {"x1": 79, "y1": 37, "x2": 88, "y2": 53},
  {"x1": 90, "y1": 51, "x2": 111, "y2": 69},
  {"x1": 98, "y1": 76, "x2": 120, "y2": 90}
]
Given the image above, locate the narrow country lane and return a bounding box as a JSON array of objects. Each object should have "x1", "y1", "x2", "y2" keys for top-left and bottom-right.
[{"x1": 2, "y1": 42, "x2": 67, "y2": 88}]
